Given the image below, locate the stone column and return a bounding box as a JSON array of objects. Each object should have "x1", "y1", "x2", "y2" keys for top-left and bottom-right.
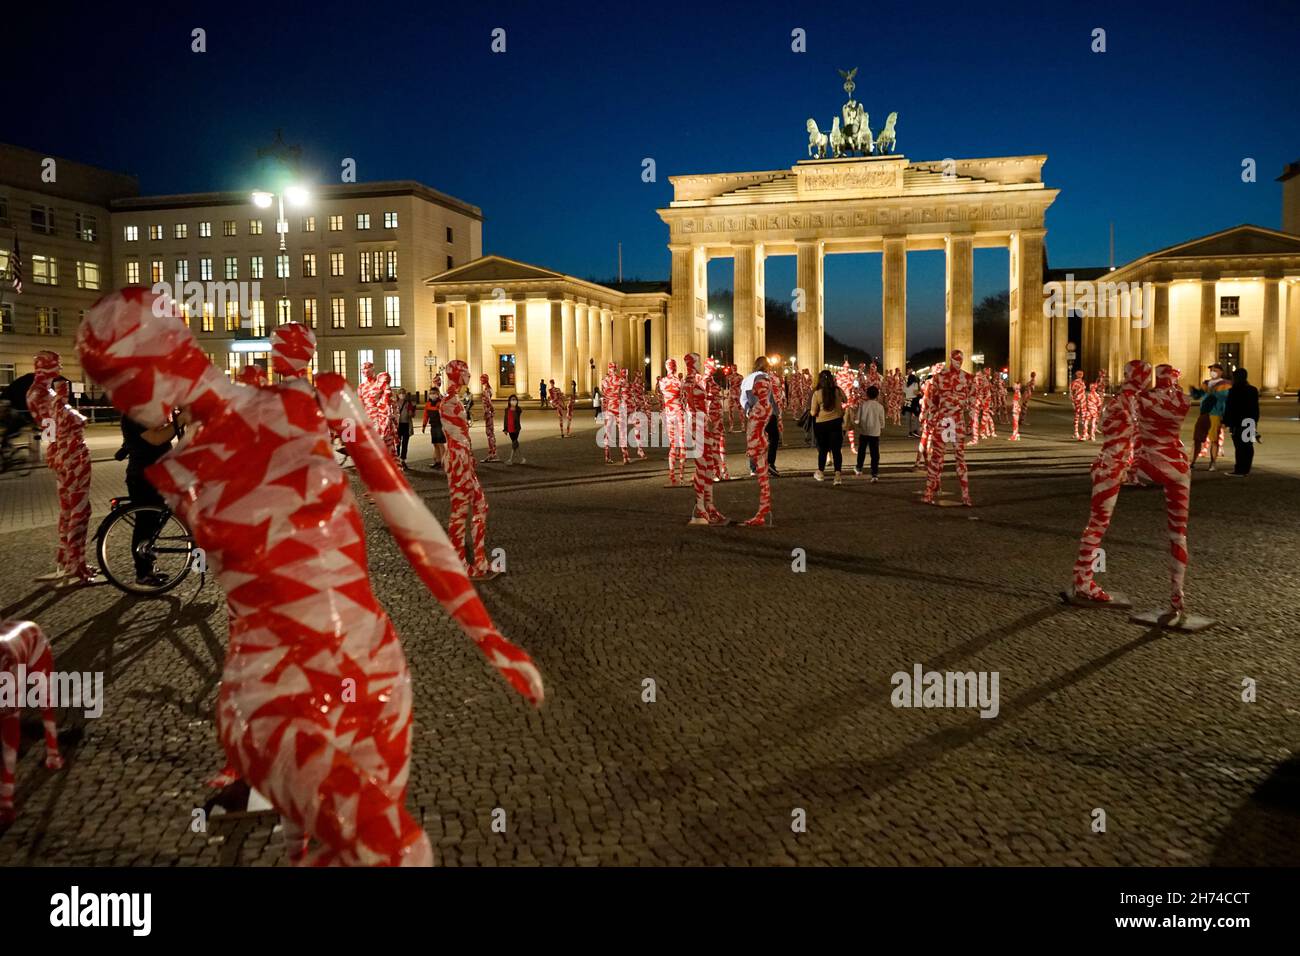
[
  {"x1": 755, "y1": 243, "x2": 767, "y2": 360},
  {"x1": 882, "y1": 236, "x2": 907, "y2": 372},
  {"x1": 513, "y1": 298, "x2": 529, "y2": 398},
  {"x1": 467, "y1": 300, "x2": 482, "y2": 393},
  {"x1": 1010, "y1": 230, "x2": 1045, "y2": 383},
  {"x1": 733, "y1": 242, "x2": 759, "y2": 372},
  {"x1": 649, "y1": 312, "x2": 665, "y2": 381},
  {"x1": 601, "y1": 310, "x2": 613, "y2": 370},
  {"x1": 434, "y1": 303, "x2": 450, "y2": 365},
  {"x1": 668, "y1": 244, "x2": 706, "y2": 360},
  {"x1": 1095, "y1": 292, "x2": 1111, "y2": 382},
  {"x1": 944, "y1": 234, "x2": 974, "y2": 371},
  {"x1": 563, "y1": 300, "x2": 577, "y2": 392},
  {"x1": 1152, "y1": 281, "x2": 1170, "y2": 368},
  {"x1": 549, "y1": 299, "x2": 564, "y2": 386},
  {"x1": 796, "y1": 240, "x2": 824, "y2": 372},
  {"x1": 612, "y1": 312, "x2": 627, "y2": 369},
  {"x1": 1198, "y1": 278, "x2": 1218, "y2": 376},
  {"x1": 575, "y1": 303, "x2": 590, "y2": 394},
  {"x1": 1263, "y1": 277, "x2": 1281, "y2": 393}
]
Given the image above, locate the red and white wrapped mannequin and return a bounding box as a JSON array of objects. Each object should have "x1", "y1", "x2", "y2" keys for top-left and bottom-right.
[
  {"x1": 1021, "y1": 371, "x2": 1037, "y2": 423},
  {"x1": 741, "y1": 374, "x2": 773, "y2": 527},
  {"x1": 1, "y1": 620, "x2": 64, "y2": 824},
  {"x1": 658, "y1": 358, "x2": 687, "y2": 485},
  {"x1": 1070, "y1": 370, "x2": 1087, "y2": 440},
  {"x1": 706, "y1": 360, "x2": 728, "y2": 478},
  {"x1": 922, "y1": 349, "x2": 974, "y2": 506},
  {"x1": 1009, "y1": 383, "x2": 1022, "y2": 441},
  {"x1": 237, "y1": 364, "x2": 268, "y2": 387},
  {"x1": 600, "y1": 363, "x2": 628, "y2": 464},
  {"x1": 980, "y1": 368, "x2": 998, "y2": 439},
  {"x1": 1071, "y1": 360, "x2": 1148, "y2": 603},
  {"x1": 967, "y1": 369, "x2": 986, "y2": 446},
  {"x1": 685, "y1": 353, "x2": 728, "y2": 525},
  {"x1": 372, "y1": 371, "x2": 398, "y2": 459},
  {"x1": 563, "y1": 379, "x2": 574, "y2": 437},
  {"x1": 1084, "y1": 381, "x2": 1103, "y2": 441},
  {"x1": 1135, "y1": 364, "x2": 1193, "y2": 617},
  {"x1": 726, "y1": 367, "x2": 743, "y2": 432},
  {"x1": 27, "y1": 351, "x2": 99, "y2": 584},
  {"x1": 625, "y1": 369, "x2": 647, "y2": 459},
  {"x1": 836, "y1": 362, "x2": 858, "y2": 454},
  {"x1": 442, "y1": 361, "x2": 495, "y2": 579},
  {"x1": 479, "y1": 374, "x2": 499, "y2": 461},
  {"x1": 357, "y1": 360, "x2": 382, "y2": 429},
  {"x1": 78, "y1": 293, "x2": 542, "y2": 865}
]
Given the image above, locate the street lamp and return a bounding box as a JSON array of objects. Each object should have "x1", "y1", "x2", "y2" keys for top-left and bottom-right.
[
  {"x1": 707, "y1": 313, "x2": 723, "y2": 359},
  {"x1": 250, "y1": 184, "x2": 310, "y2": 299}
]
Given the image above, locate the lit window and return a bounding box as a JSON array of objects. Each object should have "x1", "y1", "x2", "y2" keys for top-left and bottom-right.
[
  {"x1": 277, "y1": 298, "x2": 291, "y2": 324},
  {"x1": 199, "y1": 221, "x2": 212, "y2": 238},
  {"x1": 225, "y1": 300, "x2": 240, "y2": 331},
  {"x1": 124, "y1": 225, "x2": 139, "y2": 241},
  {"x1": 331, "y1": 297, "x2": 345, "y2": 328},
  {"x1": 330, "y1": 252, "x2": 344, "y2": 277},
  {"x1": 303, "y1": 298, "x2": 317, "y2": 328},
  {"x1": 499, "y1": 315, "x2": 514, "y2": 333},
  {"x1": 1219, "y1": 296, "x2": 1240, "y2": 317},
  {"x1": 276, "y1": 254, "x2": 289, "y2": 279},
  {"x1": 385, "y1": 349, "x2": 402, "y2": 387},
  {"x1": 200, "y1": 257, "x2": 213, "y2": 281},
  {"x1": 332, "y1": 350, "x2": 347, "y2": 375},
  {"x1": 249, "y1": 219, "x2": 263, "y2": 236},
  {"x1": 357, "y1": 349, "x2": 373, "y2": 375},
  {"x1": 150, "y1": 259, "x2": 164, "y2": 284},
  {"x1": 302, "y1": 253, "x2": 317, "y2": 277},
  {"x1": 32, "y1": 255, "x2": 59, "y2": 285},
  {"x1": 148, "y1": 224, "x2": 163, "y2": 240},
  {"x1": 36, "y1": 307, "x2": 60, "y2": 335},
  {"x1": 358, "y1": 297, "x2": 373, "y2": 328},
  {"x1": 384, "y1": 211, "x2": 398, "y2": 229},
  {"x1": 223, "y1": 220, "x2": 236, "y2": 237},
  {"x1": 302, "y1": 216, "x2": 315, "y2": 232},
  {"x1": 250, "y1": 300, "x2": 266, "y2": 336},
  {"x1": 173, "y1": 223, "x2": 188, "y2": 239},
  {"x1": 76, "y1": 213, "x2": 97, "y2": 241},
  {"x1": 224, "y1": 256, "x2": 238, "y2": 280},
  {"x1": 385, "y1": 250, "x2": 397, "y2": 280},
  {"x1": 126, "y1": 260, "x2": 141, "y2": 283},
  {"x1": 227, "y1": 353, "x2": 241, "y2": 378},
  {"x1": 356, "y1": 213, "x2": 370, "y2": 230},
  {"x1": 174, "y1": 259, "x2": 189, "y2": 282},
  {"x1": 202, "y1": 302, "x2": 215, "y2": 332},
  {"x1": 76, "y1": 261, "x2": 101, "y2": 290},
  {"x1": 329, "y1": 215, "x2": 343, "y2": 231},
  {"x1": 359, "y1": 251, "x2": 373, "y2": 283},
  {"x1": 250, "y1": 256, "x2": 264, "y2": 280},
  {"x1": 384, "y1": 294, "x2": 400, "y2": 327}
]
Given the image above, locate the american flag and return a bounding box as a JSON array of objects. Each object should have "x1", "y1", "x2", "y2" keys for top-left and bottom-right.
[{"x1": 9, "y1": 239, "x2": 22, "y2": 294}]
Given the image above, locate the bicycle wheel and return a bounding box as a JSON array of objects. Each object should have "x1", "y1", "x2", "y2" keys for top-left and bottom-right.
[{"x1": 97, "y1": 503, "x2": 196, "y2": 596}]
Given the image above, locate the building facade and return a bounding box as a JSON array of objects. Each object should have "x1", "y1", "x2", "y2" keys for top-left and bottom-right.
[
  {"x1": 0, "y1": 143, "x2": 139, "y2": 385},
  {"x1": 109, "y1": 182, "x2": 481, "y2": 390},
  {"x1": 1, "y1": 141, "x2": 482, "y2": 394},
  {"x1": 425, "y1": 256, "x2": 670, "y2": 398}
]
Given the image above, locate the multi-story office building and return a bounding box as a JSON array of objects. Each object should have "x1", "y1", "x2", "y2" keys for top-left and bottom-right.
[
  {"x1": 109, "y1": 182, "x2": 481, "y2": 390},
  {"x1": 0, "y1": 143, "x2": 139, "y2": 386},
  {"x1": 1, "y1": 141, "x2": 482, "y2": 395}
]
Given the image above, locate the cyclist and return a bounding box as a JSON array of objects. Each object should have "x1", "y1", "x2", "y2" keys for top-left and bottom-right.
[{"x1": 118, "y1": 409, "x2": 188, "y2": 587}]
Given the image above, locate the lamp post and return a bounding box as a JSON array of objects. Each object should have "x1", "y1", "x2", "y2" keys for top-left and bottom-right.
[{"x1": 708, "y1": 314, "x2": 723, "y2": 361}]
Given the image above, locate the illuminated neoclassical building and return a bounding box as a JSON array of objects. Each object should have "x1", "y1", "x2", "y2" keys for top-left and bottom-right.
[{"x1": 424, "y1": 256, "x2": 669, "y2": 398}]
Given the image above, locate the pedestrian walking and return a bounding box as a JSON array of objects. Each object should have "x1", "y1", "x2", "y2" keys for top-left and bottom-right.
[
  {"x1": 852, "y1": 384, "x2": 885, "y2": 481},
  {"x1": 810, "y1": 369, "x2": 847, "y2": 485},
  {"x1": 396, "y1": 389, "x2": 415, "y2": 469},
  {"x1": 504, "y1": 394, "x2": 526, "y2": 464},
  {"x1": 422, "y1": 387, "x2": 447, "y2": 471},
  {"x1": 1223, "y1": 367, "x2": 1260, "y2": 477}
]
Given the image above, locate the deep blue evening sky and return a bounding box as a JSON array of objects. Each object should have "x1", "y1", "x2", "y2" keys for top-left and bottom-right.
[{"x1": 13, "y1": 0, "x2": 1298, "y2": 352}]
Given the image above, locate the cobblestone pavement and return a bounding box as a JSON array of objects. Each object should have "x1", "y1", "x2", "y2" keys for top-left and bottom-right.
[{"x1": 1, "y1": 394, "x2": 1298, "y2": 866}]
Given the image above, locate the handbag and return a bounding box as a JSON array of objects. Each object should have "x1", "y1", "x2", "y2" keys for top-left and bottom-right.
[{"x1": 796, "y1": 410, "x2": 812, "y2": 430}]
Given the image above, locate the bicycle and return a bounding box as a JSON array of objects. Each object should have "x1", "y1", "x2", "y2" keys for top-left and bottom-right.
[{"x1": 94, "y1": 496, "x2": 204, "y2": 596}]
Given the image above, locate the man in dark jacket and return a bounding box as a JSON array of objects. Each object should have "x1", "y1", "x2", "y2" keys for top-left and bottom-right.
[{"x1": 1222, "y1": 367, "x2": 1260, "y2": 477}]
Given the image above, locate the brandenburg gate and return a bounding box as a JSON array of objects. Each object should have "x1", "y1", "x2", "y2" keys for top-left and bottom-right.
[{"x1": 658, "y1": 153, "x2": 1058, "y2": 379}]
